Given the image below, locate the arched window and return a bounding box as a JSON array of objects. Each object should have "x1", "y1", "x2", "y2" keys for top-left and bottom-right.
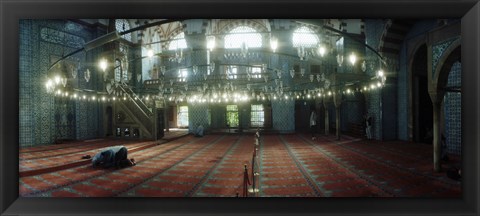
[
  {"x1": 177, "y1": 106, "x2": 189, "y2": 128},
  {"x1": 292, "y1": 26, "x2": 319, "y2": 48},
  {"x1": 115, "y1": 19, "x2": 132, "y2": 41},
  {"x1": 168, "y1": 32, "x2": 187, "y2": 50},
  {"x1": 224, "y1": 26, "x2": 262, "y2": 49},
  {"x1": 151, "y1": 33, "x2": 161, "y2": 54}
]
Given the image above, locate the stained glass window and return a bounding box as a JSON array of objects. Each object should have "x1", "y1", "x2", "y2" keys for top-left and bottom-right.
[
  {"x1": 115, "y1": 19, "x2": 132, "y2": 41},
  {"x1": 251, "y1": 104, "x2": 264, "y2": 127},
  {"x1": 292, "y1": 26, "x2": 319, "y2": 48},
  {"x1": 168, "y1": 32, "x2": 188, "y2": 50},
  {"x1": 177, "y1": 106, "x2": 189, "y2": 127},
  {"x1": 226, "y1": 105, "x2": 239, "y2": 127},
  {"x1": 224, "y1": 26, "x2": 262, "y2": 48}
]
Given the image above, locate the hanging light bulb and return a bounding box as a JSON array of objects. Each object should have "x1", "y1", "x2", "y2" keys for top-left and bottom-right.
[
  {"x1": 206, "y1": 35, "x2": 215, "y2": 51},
  {"x1": 147, "y1": 49, "x2": 154, "y2": 58},
  {"x1": 377, "y1": 69, "x2": 384, "y2": 77},
  {"x1": 270, "y1": 37, "x2": 278, "y2": 53},
  {"x1": 54, "y1": 75, "x2": 61, "y2": 85},
  {"x1": 99, "y1": 59, "x2": 108, "y2": 72},
  {"x1": 349, "y1": 53, "x2": 356, "y2": 65},
  {"x1": 318, "y1": 44, "x2": 326, "y2": 57}
]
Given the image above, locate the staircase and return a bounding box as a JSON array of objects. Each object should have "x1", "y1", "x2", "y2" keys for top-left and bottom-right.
[{"x1": 117, "y1": 85, "x2": 155, "y2": 139}]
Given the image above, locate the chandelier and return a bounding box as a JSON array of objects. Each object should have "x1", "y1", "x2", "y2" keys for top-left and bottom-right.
[{"x1": 43, "y1": 21, "x2": 388, "y2": 105}]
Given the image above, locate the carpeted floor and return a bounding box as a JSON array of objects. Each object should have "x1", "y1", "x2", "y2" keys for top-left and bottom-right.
[{"x1": 19, "y1": 133, "x2": 461, "y2": 197}]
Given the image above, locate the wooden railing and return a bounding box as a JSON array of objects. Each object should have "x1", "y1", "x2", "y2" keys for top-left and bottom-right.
[{"x1": 118, "y1": 85, "x2": 154, "y2": 136}]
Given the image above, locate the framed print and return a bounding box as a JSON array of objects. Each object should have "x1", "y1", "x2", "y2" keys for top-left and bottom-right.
[{"x1": 1, "y1": 0, "x2": 479, "y2": 215}]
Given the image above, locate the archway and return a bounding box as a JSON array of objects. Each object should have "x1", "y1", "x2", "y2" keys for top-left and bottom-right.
[
  {"x1": 411, "y1": 44, "x2": 433, "y2": 144},
  {"x1": 434, "y1": 43, "x2": 461, "y2": 156}
]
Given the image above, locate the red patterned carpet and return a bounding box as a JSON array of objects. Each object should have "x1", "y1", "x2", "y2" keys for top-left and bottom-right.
[{"x1": 19, "y1": 133, "x2": 461, "y2": 197}]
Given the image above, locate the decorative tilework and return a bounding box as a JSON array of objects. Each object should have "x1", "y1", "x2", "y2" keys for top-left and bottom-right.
[
  {"x1": 366, "y1": 91, "x2": 381, "y2": 140},
  {"x1": 188, "y1": 104, "x2": 210, "y2": 133},
  {"x1": 432, "y1": 38, "x2": 456, "y2": 79},
  {"x1": 364, "y1": 19, "x2": 386, "y2": 50},
  {"x1": 271, "y1": 100, "x2": 295, "y2": 132},
  {"x1": 20, "y1": 20, "x2": 98, "y2": 147},
  {"x1": 444, "y1": 61, "x2": 461, "y2": 155},
  {"x1": 364, "y1": 20, "x2": 387, "y2": 140},
  {"x1": 40, "y1": 27, "x2": 85, "y2": 49},
  {"x1": 341, "y1": 94, "x2": 365, "y2": 131}
]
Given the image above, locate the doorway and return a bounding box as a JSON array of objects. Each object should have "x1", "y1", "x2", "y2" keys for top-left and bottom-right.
[{"x1": 411, "y1": 44, "x2": 433, "y2": 144}]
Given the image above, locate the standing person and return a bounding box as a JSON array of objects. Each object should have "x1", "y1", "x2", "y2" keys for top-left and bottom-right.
[
  {"x1": 254, "y1": 128, "x2": 260, "y2": 146},
  {"x1": 365, "y1": 112, "x2": 372, "y2": 140},
  {"x1": 91, "y1": 145, "x2": 135, "y2": 169},
  {"x1": 310, "y1": 109, "x2": 317, "y2": 140}
]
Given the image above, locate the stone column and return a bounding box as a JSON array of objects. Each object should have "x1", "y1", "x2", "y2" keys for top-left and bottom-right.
[
  {"x1": 333, "y1": 89, "x2": 343, "y2": 140},
  {"x1": 164, "y1": 100, "x2": 169, "y2": 132},
  {"x1": 432, "y1": 102, "x2": 442, "y2": 172},
  {"x1": 429, "y1": 90, "x2": 444, "y2": 172},
  {"x1": 323, "y1": 98, "x2": 330, "y2": 135}
]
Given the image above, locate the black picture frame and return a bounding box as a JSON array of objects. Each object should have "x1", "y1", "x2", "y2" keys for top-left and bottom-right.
[{"x1": 1, "y1": 0, "x2": 479, "y2": 215}]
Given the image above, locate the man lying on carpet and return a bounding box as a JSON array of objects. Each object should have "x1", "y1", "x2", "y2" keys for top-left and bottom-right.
[{"x1": 90, "y1": 146, "x2": 136, "y2": 169}]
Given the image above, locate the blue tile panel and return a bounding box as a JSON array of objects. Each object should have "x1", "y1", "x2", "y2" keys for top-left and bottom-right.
[
  {"x1": 271, "y1": 100, "x2": 295, "y2": 132},
  {"x1": 444, "y1": 61, "x2": 461, "y2": 155},
  {"x1": 364, "y1": 20, "x2": 387, "y2": 140},
  {"x1": 188, "y1": 103, "x2": 210, "y2": 133},
  {"x1": 432, "y1": 38, "x2": 457, "y2": 79},
  {"x1": 19, "y1": 20, "x2": 100, "y2": 147}
]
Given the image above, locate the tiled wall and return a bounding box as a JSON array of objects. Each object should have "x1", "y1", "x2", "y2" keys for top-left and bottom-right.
[
  {"x1": 432, "y1": 38, "x2": 457, "y2": 79},
  {"x1": 271, "y1": 100, "x2": 295, "y2": 132},
  {"x1": 364, "y1": 20, "x2": 387, "y2": 140},
  {"x1": 19, "y1": 20, "x2": 102, "y2": 147},
  {"x1": 188, "y1": 103, "x2": 210, "y2": 133},
  {"x1": 397, "y1": 44, "x2": 409, "y2": 140},
  {"x1": 341, "y1": 93, "x2": 365, "y2": 131},
  {"x1": 444, "y1": 61, "x2": 461, "y2": 155}
]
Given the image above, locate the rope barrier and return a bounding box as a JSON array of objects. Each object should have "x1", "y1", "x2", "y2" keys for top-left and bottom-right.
[
  {"x1": 243, "y1": 164, "x2": 251, "y2": 197},
  {"x1": 241, "y1": 130, "x2": 261, "y2": 197}
]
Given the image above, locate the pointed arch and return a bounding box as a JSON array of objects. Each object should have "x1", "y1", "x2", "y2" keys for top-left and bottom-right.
[{"x1": 433, "y1": 38, "x2": 461, "y2": 94}]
